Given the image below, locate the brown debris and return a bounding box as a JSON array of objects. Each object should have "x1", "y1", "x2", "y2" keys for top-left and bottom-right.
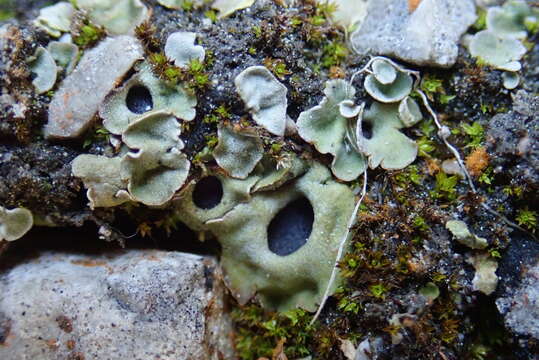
[
  {"x1": 465, "y1": 147, "x2": 489, "y2": 177},
  {"x1": 56, "y1": 315, "x2": 73, "y2": 333}
]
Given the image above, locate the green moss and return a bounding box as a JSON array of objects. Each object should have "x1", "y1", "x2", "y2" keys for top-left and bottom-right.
[
  {"x1": 232, "y1": 305, "x2": 315, "y2": 360},
  {"x1": 82, "y1": 126, "x2": 110, "y2": 149},
  {"x1": 73, "y1": 21, "x2": 106, "y2": 48},
  {"x1": 462, "y1": 121, "x2": 485, "y2": 148},
  {"x1": 473, "y1": 8, "x2": 487, "y2": 31},
  {"x1": 515, "y1": 208, "x2": 537, "y2": 231},
  {"x1": 0, "y1": 8, "x2": 14, "y2": 21},
  {"x1": 369, "y1": 283, "x2": 389, "y2": 299},
  {"x1": 204, "y1": 9, "x2": 217, "y2": 22},
  {"x1": 431, "y1": 172, "x2": 458, "y2": 201},
  {"x1": 321, "y1": 40, "x2": 348, "y2": 68},
  {"x1": 263, "y1": 58, "x2": 291, "y2": 80}
]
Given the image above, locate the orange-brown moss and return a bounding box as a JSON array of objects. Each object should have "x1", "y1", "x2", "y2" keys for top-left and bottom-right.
[{"x1": 466, "y1": 147, "x2": 489, "y2": 177}]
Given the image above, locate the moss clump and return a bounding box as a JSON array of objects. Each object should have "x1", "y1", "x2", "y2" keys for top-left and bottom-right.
[
  {"x1": 232, "y1": 305, "x2": 315, "y2": 360},
  {"x1": 72, "y1": 19, "x2": 106, "y2": 48}
]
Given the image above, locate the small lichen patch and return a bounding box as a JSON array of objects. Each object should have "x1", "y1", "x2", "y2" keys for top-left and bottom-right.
[
  {"x1": 121, "y1": 111, "x2": 191, "y2": 206},
  {"x1": 364, "y1": 59, "x2": 413, "y2": 103},
  {"x1": 76, "y1": 0, "x2": 149, "y2": 35},
  {"x1": 358, "y1": 102, "x2": 418, "y2": 170},
  {"x1": 28, "y1": 47, "x2": 57, "y2": 94},
  {"x1": 47, "y1": 41, "x2": 79, "y2": 74},
  {"x1": 0, "y1": 206, "x2": 34, "y2": 242},
  {"x1": 72, "y1": 155, "x2": 132, "y2": 209},
  {"x1": 33, "y1": 2, "x2": 74, "y2": 38},
  {"x1": 446, "y1": 220, "x2": 488, "y2": 249},
  {"x1": 235, "y1": 66, "x2": 288, "y2": 137},
  {"x1": 470, "y1": 254, "x2": 498, "y2": 295},
  {"x1": 100, "y1": 62, "x2": 196, "y2": 135},
  {"x1": 297, "y1": 79, "x2": 366, "y2": 181},
  {"x1": 212, "y1": 0, "x2": 256, "y2": 19},
  {"x1": 213, "y1": 124, "x2": 264, "y2": 179},
  {"x1": 165, "y1": 32, "x2": 205, "y2": 68},
  {"x1": 204, "y1": 162, "x2": 356, "y2": 311}
]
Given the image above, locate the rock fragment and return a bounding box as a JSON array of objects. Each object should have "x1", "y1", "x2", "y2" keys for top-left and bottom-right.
[
  {"x1": 351, "y1": 0, "x2": 476, "y2": 67},
  {"x1": 0, "y1": 250, "x2": 234, "y2": 359},
  {"x1": 44, "y1": 36, "x2": 143, "y2": 140}
]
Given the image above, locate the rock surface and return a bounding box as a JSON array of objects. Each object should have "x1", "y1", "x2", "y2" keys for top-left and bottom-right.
[
  {"x1": 44, "y1": 36, "x2": 143, "y2": 139},
  {"x1": 487, "y1": 90, "x2": 539, "y2": 190},
  {"x1": 496, "y1": 260, "x2": 539, "y2": 340},
  {"x1": 351, "y1": 0, "x2": 476, "y2": 67},
  {"x1": 0, "y1": 250, "x2": 234, "y2": 359}
]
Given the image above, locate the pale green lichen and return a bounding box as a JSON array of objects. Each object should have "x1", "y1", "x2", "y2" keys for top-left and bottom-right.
[
  {"x1": 76, "y1": 0, "x2": 149, "y2": 35},
  {"x1": 177, "y1": 162, "x2": 355, "y2": 311},
  {"x1": 174, "y1": 172, "x2": 258, "y2": 232},
  {"x1": 28, "y1": 47, "x2": 58, "y2": 94},
  {"x1": 121, "y1": 111, "x2": 191, "y2": 206},
  {"x1": 398, "y1": 96, "x2": 423, "y2": 127},
  {"x1": 471, "y1": 253, "x2": 498, "y2": 295},
  {"x1": 364, "y1": 59, "x2": 413, "y2": 103},
  {"x1": 100, "y1": 62, "x2": 197, "y2": 135},
  {"x1": 212, "y1": 0, "x2": 255, "y2": 19},
  {"x1": 0, "y1": 206, "x2": 34, "y2": 242},
  {"x1": 213, "y1": 124, "x2": 264, "y2": 179},
  {"x1": 467, "y1": 0, "x2": 537, "y2": 81},
  {"x1": 47, "y1": 40, "x2": 79, "y2": 74},
  {"x1": 487, "y1": 0, "x2": 538, "y2": 40},
  {"x1": 445, "y1": 219, "x2": 488, "y2": 249},
  {"x1": 357, "y1": 102, "x2": 419, "y2": 170},
  {"x1": 72, "y1": 155, "x2": 132, "y2": 209},
  {"x1": 469, "y1": 30, "x2": 526, "y2": 71},
  {"x1": 33, "y1": 2, "x2": 74, "y2": 38},
  {"x1": 164, "y1": 32, "x2": 205, "y2": 68},
  {"x1": 235, "y1": 66, "x2": 288, "y2": 137},
  {"x1": 73, "y1": 112, "x2": 190, "y2": 207},
  {"x1": 502, "y1": 71, "x2": 520, "y2": 90},
  {"x1": 297, "y1": 79, "x2": 366, "y2": 181}
]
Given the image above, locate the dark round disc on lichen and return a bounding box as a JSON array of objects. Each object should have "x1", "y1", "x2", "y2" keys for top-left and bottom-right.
[
  {"x1": 192, "y1": 176, "x2": 223, "y2": 210},
  {"x1": 126, "y1": 85, "x2": 153, "y2": 114},
  {"x1": 267, "y1": 197, "x2": 314, "y2": 256}
]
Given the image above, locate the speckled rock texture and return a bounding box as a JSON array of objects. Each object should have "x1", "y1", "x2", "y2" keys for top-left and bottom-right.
[
  {"x1": 487, "y1": 90, "x2": 539, "y2": 190},
  {"x1": 44, "y1": 36, "x2": 143, "y2": 139},
  {"x1": 351, "y1": 0, "x2": 476, "y2": 67},
  {"x1": 0, "y1": 250, "x2": 234, "y2": 360},
  {"x1": 496, "y1": 259, "x2": 539, "y2": 340}
]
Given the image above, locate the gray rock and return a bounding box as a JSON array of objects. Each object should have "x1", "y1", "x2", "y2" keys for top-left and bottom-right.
[
  {"x1": 487, "y1": 90, "x2": 539, "y2": 189},
  {"x1": 496, "y1": 260, "x2": 539, "y2": 340},
  {"x1": 0, "y1": 250, "x2": 234, "y2": 359},
  {"x1": 44, "y1": 36, "x2": 143, "y2": 139},
  {"x1": 350, "y1": 0, "x2": 476, "y2": 68}
]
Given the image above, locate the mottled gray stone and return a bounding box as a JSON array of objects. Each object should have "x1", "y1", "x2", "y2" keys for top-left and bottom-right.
[
  {"x1": 496, "y1": 260, "x2": 539, "y2": 340},
  {"x1": 351, "y1": 0, "x2": 476, "y2": 68},
  {"x1": 44, "y1": 36, "x2": 143, "y2": 139},
  {"x1": 0, "y1": 250, "x2": 234, "y2": 359}
]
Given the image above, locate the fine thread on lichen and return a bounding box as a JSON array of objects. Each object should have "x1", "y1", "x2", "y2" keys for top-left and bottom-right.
[
  {"x1": 311, "y1": 168, "x2": 367, "y2": 325},
  {"x1": 313, "y1": 55, "x2": 536, "y2": 323},
  {"x1": 354, "y1": 57, "x2": 533, "y2": 237}
]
